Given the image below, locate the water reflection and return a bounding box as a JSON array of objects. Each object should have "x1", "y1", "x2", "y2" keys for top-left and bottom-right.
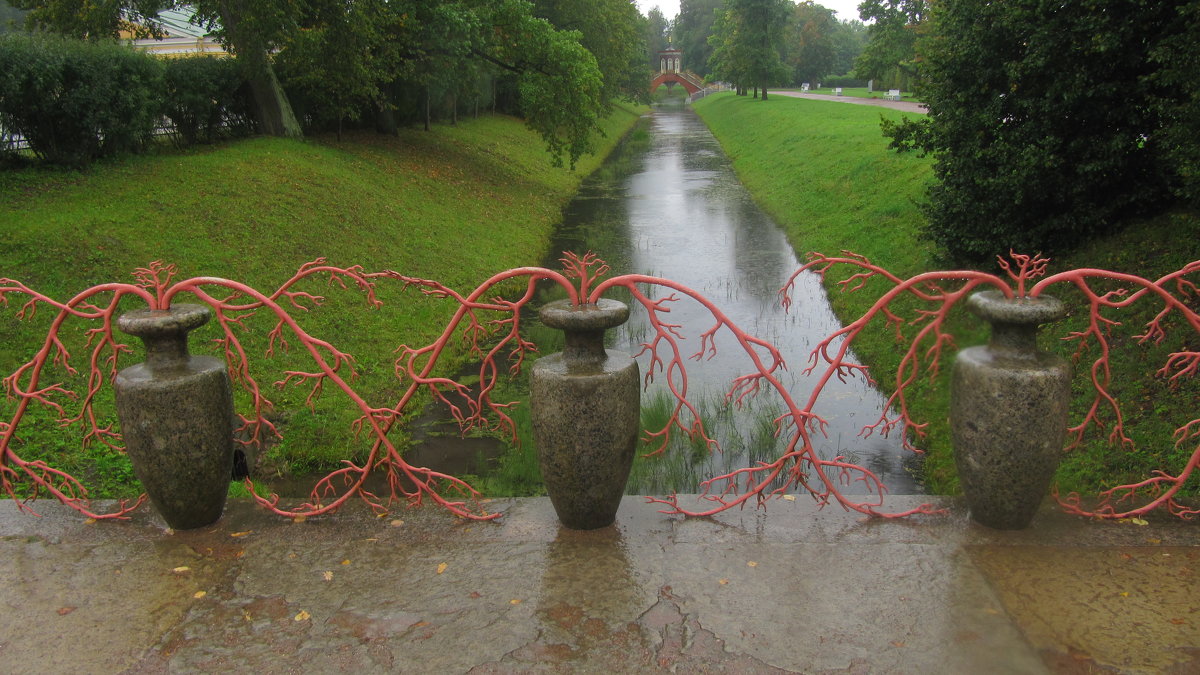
[{"x1": 545, "y1": 106, "x2": 921, "y2": 495}]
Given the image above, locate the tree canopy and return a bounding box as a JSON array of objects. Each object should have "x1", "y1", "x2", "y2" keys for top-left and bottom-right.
[
  {"x1": 708, "y1": 0, "x2": 790, "y2": 98},
  {"x1": 12, "y1": 0, "x2": 645, "y2": 167},
  {"x1": 884, "y1": 0, "x2": 1197, "y2": 263},
  {"x1": 853, "y1": 0, "x2": 926, "y2": 90},
  {"x1": 674, "y1": 0, "x2": 722, "y2": 77}
]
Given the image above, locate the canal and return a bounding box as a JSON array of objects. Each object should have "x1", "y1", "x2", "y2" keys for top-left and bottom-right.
[{"x1": 543, "y1": 101, "x2": 923, "y2": 496}]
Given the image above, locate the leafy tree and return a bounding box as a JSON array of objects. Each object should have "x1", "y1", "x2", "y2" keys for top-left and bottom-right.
[
  {"x1": 853, "y1": 0, "x2": 926, "y2": 90},
  {"x1": 276, "y1": 0, "x2": 397, "y2": 138},
  {"x1": 11, "y1": 0, "x2": 171, "y2": 38},
  {"x1": 190, "y1": 0, "x2": 303, "y2": 138},
  {"x1": 829, "y1": 18, "x2": 867, "y2": 76},
  {"x1": 675, "y1": 0, "x2": 721, "y2": 77},
  {"x1": 708, "y1": 0, "x2": 790, "y2": 99},
  {"x1": 884, "y1": 0, "x2": 1193, "y2": 263},
  {"x1": 1149, "y1": 1, "x2": 1200, "y2": 206},
  {"x1": 644, "y1": 5, "x2": 669, "y2": 70},
  {"x1": 532, "y1": 0, "x2": 649, "y2": 106},
  {"x1": 788, "y1": 2, "x2": 835, "y2": 86}
]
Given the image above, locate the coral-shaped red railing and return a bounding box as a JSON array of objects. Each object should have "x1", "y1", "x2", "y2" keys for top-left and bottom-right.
[{"x1": 1, "y1": 251, "x2": 1196, "y2": 522}]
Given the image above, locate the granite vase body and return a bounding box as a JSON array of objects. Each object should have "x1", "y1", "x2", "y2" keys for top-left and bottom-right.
[
  {"x1": 951, "y1": 290, "x2": 1071, "y2": 529},
  {"x1": 531, "y1": 299, "x2": 640, "y2": 530},
  {"x1": 114, "y1": 304, "x2": 234, "y2": 530}
]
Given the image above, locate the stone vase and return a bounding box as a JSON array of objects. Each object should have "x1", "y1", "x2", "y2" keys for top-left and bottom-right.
[
  {"x1": 951, "y1": 290, "x2": 1071, "y2": 529},
  {"x1": 114, "y1": 304, "x2": 234, "y2": 530},
  {"x1": 531, "y1": 299, "x2": 640, "y2": 530}
]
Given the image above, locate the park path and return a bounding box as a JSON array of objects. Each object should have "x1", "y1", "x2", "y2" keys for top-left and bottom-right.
[{"x1": 772, "y1": 89, "x2": 928, "y2": 114}]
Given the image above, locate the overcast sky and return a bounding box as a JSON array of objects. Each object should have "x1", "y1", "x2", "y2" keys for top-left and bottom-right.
[{"x1": 634, "y1": 1, "x2": 865, "y2": 24}]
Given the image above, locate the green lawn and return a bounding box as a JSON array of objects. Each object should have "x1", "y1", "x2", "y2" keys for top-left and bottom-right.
[
  {"x1": 693, "y1": 91, "x2": 1200, "y2": 498},
  {"x1": 0, "y1": 107, "x2": 646, "y2": 495},
  {"x1": 775, "y1": 86, "x2": 920, "y2": 102}
]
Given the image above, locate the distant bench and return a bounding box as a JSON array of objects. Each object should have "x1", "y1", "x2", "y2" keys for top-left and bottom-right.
[
  {"x1": 886, "y1": 89, "x2": 902, "y2": 101},
  {"x1": 834, "y1": 87, "x2": 843, "y2": 96}
]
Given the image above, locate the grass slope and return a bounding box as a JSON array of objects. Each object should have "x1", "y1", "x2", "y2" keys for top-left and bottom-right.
[
  {"x1": 693, "y1": 92, "x2": 1200, "y2": 497},
  {"x1": 0, "y1": 108, "x2": 645, "y2": 494}
]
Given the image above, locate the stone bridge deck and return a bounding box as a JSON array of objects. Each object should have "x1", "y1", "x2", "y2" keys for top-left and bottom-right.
[{"x1": 1, "y1": 496, "x2": 1196, "y2": 672}]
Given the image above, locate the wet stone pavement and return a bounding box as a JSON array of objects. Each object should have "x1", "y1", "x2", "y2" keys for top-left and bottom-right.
[{"x1": 0, "y1": 495, "x2": 1197, "y2": 673}]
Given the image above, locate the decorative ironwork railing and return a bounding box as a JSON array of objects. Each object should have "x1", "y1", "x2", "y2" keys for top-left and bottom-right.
[{"x1": 1, "y1": 252, "x2": 1196, "y2": 523}]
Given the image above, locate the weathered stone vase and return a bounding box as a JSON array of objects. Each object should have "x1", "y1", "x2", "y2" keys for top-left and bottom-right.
[
  {"x1": 951, "y1": 290, "x2": 1071, "y2": 529},
  {"x1": 531, "y1": 299, "x2": 640, "y2": 530},
  {"x1": 114, "y1": 304, "x2": 234, "y2": 530}
]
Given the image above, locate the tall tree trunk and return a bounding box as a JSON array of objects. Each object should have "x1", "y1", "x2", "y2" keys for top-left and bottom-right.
[
  {"x1": 424, "y1": 86, "x2": 431, "y2": 132},
  {"x1": 219, "y1": 4, "x2": 301, "y2": 139},
  {"x1": 761, "y1": 82, "x2": 769, "y2": 100},
  {"x1": 243, "y1": 66, "x2": 302, "y2": 138}
]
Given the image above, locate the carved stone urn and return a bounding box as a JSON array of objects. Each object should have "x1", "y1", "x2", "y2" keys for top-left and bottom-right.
[
  {"x1": 114, "y1": 304, "x2": 234, "y2": 529},
  {"x1": 531, "y1": 299, "x2": 640, "y2": 530},
  {"x1": 950, "y1": 290, "x2": 1071, "y2": 529}
]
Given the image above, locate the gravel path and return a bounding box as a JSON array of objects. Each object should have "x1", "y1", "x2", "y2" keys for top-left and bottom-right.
[{"x1": 771, "y1": 89, "x2": 928, "y2": 114}]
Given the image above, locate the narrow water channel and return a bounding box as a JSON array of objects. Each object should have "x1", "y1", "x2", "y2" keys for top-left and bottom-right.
[{"x1": 544, "y1": 103, "x2": 923, "y2": 496}]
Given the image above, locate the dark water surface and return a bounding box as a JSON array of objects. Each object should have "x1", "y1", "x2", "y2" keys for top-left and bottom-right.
[{"x1": 545, "y1": 105, "x2": 922, "y2": 495}]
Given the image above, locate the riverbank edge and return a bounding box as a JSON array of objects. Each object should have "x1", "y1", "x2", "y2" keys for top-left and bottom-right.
[
  {"x1": 690, "y1": 92, "x2": 1200, "y2": 498},
  {"x1": 0, "y1": 105, "x2": 649, "y2": 496}
]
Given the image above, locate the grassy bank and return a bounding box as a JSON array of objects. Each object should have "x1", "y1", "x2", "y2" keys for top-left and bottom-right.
[
  {"x1": 0, "y1": 107, "x2": 646, "y2": 495},
  {"x1": 693, "y1": 92, "x2": 1200, "y2": 497}
]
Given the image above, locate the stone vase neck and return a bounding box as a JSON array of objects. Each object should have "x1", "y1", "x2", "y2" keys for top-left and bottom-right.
[
  {"x1": 966, "y1": 290, "x2": 1066, "y2": 359},
  {"x1": 117, "y1": 304, "x2": 211, "y2": 373},
  {"x1": 538, "y1": 299, "x2": 630, "y2": 371}
]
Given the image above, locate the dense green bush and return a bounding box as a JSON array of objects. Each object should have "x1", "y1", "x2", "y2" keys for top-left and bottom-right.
[
  {"x1": 0, "y1": 33, "x2": 163, "y2": 165},
  {"x1": 821, "y1": 76, "x2": 868, "y2": 88},
  {"x1": 885, "y1": 0, "x2": 1190, "y2": 263},
  {"x1": 162, "y1": 56, "x2": 253, "y2": 145}
]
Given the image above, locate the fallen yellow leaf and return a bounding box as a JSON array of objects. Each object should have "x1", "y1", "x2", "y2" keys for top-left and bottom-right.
[
  {"x1": 718, "y1": 578, "x2": 729, "y2": 585},
  {"x1": 1131, "y1": 517, "x2": 1149, "y2": 526},
  {"x1": 391, "y1": 519, "x2": 405, "y2": 527},
  {"x1": 1120, "y1": 591, "x2": 1130, "y2": 597},
  {"x1": 747, "y1": 561, "x2": 759, "y2": 568},
  {"x1": 341, "y1": 559, "x2": 351, "y2": 566},
  {"x1": 172, "y1": 566, "x2": 191, "y2": 574},
  {"x1": 292, "y1": 515, "x2": 307, "y2": 524},
  {"x1": 193, "y1": 591, "x2": 207, "y2": 599},
  {"x1": 294, "y1": 610, "x2": 311, "y2": 622},
  {"x1": 510, "y1": 598, "x2": 522, "y2": 605},
  {"x1": 83, "y1": 518, "x2": 97, "y2": 525},
  {"x1": 230, "y1": 530, "x2": 252, "y2": 538},
  {"x1": 782, "y1": 495, "x2": 796, "y2": 502},
  {"x1": 437, "y1": 562, "x2": 448, "y2": 575}
]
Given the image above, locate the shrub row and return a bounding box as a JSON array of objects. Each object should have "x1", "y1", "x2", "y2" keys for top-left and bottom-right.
[
  {"x1": 0, "y1": 33, "x2": 251, "y2": 166},
  {"x1": 820, "y1": 76, "x2": 868, "y2": 88}
]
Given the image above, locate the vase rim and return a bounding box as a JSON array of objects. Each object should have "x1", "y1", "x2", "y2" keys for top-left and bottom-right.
[
  {"x1": 117, "y1": 303, "x2": 211, "y2": 338},
  {"x1": 967, "y1": 290, "x2": 1067, "y2": 325},
  {"x1": 539, "y1": 298, "x2": 630, "y2": 331}
]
